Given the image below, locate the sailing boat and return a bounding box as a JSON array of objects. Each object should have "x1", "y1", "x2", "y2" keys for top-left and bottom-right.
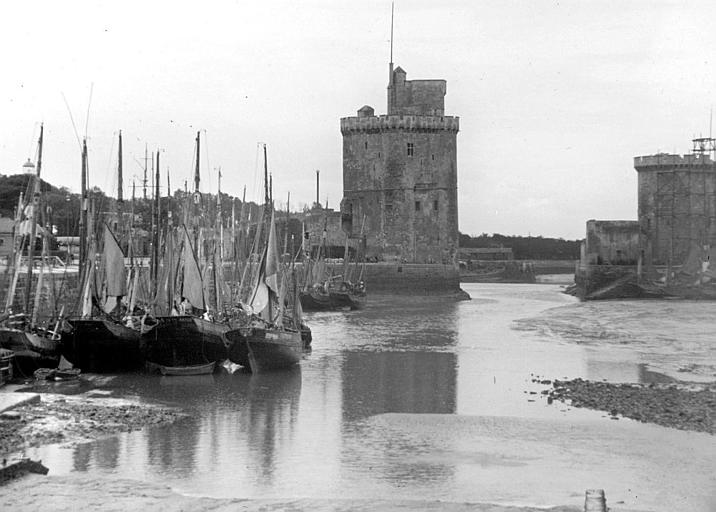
[
  {"x1": 299, "y1": 205, "x2": 366, "y2": 311},
  {"x1": 226, "y1": 211, "x2": 303, "y2": 372},
  {"x1": 0, "y1": 125, "x2": 62, "y2": 375},
  {"x1": 226, "y1": 146, "x2": 304, "y2": 372},
  {"x1": 144, "y1": 225, "x2": 235, "y2": 367},
  {"x1": 62, "y1": 133, "x2": 149, "y2": 372},
  {"x1": 62, "y1": 223, "x2": 146, "y2": 372},
  {"x1": 143, "y1": 132, "x2": 238, "y2": 369}
]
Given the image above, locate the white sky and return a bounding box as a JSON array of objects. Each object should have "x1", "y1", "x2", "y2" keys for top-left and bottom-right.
[{"x1": 2, "y1": 0, "x2": 716, "y2": 239}]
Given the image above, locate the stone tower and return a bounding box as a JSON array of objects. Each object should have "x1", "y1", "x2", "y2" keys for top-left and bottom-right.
[
  {"x1": 340, "y1": 65, "x2": 459, "y2": 263},
  {"x1": 634, "y1": 138, "x2": 716, "y2": 266}
]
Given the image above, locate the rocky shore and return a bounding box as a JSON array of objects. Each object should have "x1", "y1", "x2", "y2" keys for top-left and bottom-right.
[
  {"x1": 0, "y1": 394, "x2": 184, "y2": 458},
  {"x1": 543, "y1": 378, "x2": 716, "y2": 434}
]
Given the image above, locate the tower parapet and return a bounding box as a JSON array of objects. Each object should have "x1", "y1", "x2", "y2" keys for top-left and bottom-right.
[
  {"x1": 341, "y1": 114, "x2": 459, "y2": 134},
  {"x1": 634, "y1": 153, "x2": 714, "y2": 170}
]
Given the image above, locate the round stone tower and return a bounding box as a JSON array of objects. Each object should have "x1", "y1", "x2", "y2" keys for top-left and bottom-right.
[{"x1": 340, "y1": 65, "x2": 459, "y2": 264}]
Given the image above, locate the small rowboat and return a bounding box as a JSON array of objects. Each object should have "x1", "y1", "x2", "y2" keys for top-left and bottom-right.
[{"x1": 159, "y1": 361, "x2": 215, "y2": 376}]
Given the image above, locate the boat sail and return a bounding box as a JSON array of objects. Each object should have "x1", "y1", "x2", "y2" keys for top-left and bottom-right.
[
  {"x1": 226, "y1": 145, "x2": 305, "y2": 372},
  {"x1": 143, "y1": 132, "x2": 236, "y2": 369},
  {"x1": 62, "y1": 133, "x2": 147, "y2": 372},
  {"x1": 0, "y1": 125, "x2": 62, "y2": 375},
  {"x1": 63, "y1": 223, "x2": 146, "y2": 372}
]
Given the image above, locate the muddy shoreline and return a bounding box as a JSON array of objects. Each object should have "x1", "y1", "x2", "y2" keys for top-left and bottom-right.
[
  {"x1": 542, "y1": 378, "x2": 716, "y2": 434},
  {"x1": 0, "y1": 474, "x2": 592, "y2": 512},
  {"x1": 0, "y1": 393, "x2": 184, "y2": 459}
]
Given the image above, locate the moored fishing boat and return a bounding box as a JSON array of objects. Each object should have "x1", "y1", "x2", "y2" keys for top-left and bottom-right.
[
  {"x1": 62, "y1": 220, "x2": 150, "y2": 372},
  {"x1": 0, "y1": 126, "x2": 62, "y2": 375},
  {"x1": 145, "y1": 133, "x2": 239, "y2": 368},
  {"x1": 226, "y1": 323, "x2": 301, "y2": 372},
  {"x1": 226, "y1": 146, "x2": 305, "y2": 372}
]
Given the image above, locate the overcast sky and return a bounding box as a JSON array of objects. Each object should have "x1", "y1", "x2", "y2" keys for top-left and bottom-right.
[{"x1": 2, "y1": 0, "x2": 716, "y2": 239}]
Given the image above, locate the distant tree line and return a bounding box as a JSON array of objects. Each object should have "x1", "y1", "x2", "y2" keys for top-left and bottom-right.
[
  {"x1": 459, "y1": 232, "x2": 580, "y2": 260},
  {"x1": 0, "y1": 174, "x2": 304, "y2": 244}
]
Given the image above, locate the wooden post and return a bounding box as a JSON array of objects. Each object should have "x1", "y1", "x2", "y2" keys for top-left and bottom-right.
[{"x1": 584, "y1": 489, "x2": 606, "y2": 512}]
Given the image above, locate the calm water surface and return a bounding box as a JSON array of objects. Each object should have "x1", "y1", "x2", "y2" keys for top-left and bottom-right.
[{"x1": 31, "y1": 283, "x2": 716, "y2": 511}]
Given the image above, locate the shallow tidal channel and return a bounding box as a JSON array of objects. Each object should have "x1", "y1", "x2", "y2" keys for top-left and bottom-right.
[{"x1": 21, "y1": 283, "x2": 716, "y2": 511}]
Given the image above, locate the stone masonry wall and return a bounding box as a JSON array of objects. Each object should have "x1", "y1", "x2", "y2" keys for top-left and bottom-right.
[
  {"x1": 342, "y1": 116, "x2": 458, "y2": 263},
  {"x1": 323, "y1": 262, "x2": 461, "y2": 294},
  {"x1": 585, "y1": 220, "x2": 640, "y2": 265},
  {"x1": 635, "y1": 153, "x2": 716, "y2": 265}
]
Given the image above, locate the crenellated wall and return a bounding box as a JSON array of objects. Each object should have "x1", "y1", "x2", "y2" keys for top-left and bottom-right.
[{"x1": 340, "y1": 115, "x2": 459, "y2": 134}]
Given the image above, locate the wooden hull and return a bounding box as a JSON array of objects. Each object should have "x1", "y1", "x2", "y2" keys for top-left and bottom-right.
[
  {"x1": 63, "y1": 319, "x2": 143, "y2": 373},
  {"x1": 226, "y1": 327, "x2": 301, "y2": 373},
  {"x1": 144, "y1": 315, "x2": 231, "y2": 367},
  {"x1": 300, "y1": 289, "x2": 365, "y2": 311},
  {"x1": 328, "y1": 290, "x2": 365, "y2": 310},
  {"x1": 0, "y1": 328, "x2": 60, "y2": 376},
  {"x1": 159, "y1": 361, "x2": 216, "y2": 376}
]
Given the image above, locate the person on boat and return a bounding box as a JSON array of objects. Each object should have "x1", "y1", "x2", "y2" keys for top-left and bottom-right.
[
  {"x1": 109, "y1": 296, "x2": 126, "y2": 321},
  {"x1": 178, "y1": 297, "x2": 193, "y2": 315}
]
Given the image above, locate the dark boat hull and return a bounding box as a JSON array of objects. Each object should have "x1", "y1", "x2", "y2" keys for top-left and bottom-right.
[
  {"x1": 226, "y1": 327, "x2": 302, "y2": 372},
  {"x1": 144, "y1": 315, "x2": 231, "y2": 367},
  {"x1": 299, "y1": 289, "x2": 365, "y2": 311},
  {"x1": 0, "y1": 328, "x2": 60, "y2": 377},
  {"x1": 63, "y1": 319, "x2": 143, "y2": 373}
]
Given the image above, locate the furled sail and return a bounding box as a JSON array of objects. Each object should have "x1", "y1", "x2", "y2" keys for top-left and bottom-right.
[
  {"x1": 181, "y1": 225, "x2": 205, "y2": 311},
  {"x1": 103, "y1": 225, "x2": 127, "y2": 297}
]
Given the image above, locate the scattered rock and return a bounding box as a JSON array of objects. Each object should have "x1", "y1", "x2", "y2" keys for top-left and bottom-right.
[{"x1": 545, "y1": 378, "x2": 716, "y2": 434}]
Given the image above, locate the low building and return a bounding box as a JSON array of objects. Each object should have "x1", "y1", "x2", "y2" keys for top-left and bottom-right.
[
  {"x1": 0, "y1": 216, "x2": 13, "y2": 257},
  {"x1": 584, "y1": 220, "x2": 640, "y2": 265}
]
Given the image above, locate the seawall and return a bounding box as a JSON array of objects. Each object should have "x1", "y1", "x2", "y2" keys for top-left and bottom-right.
[{"x1": 324, "y1": 262, "x2": 467, "y2": 297}]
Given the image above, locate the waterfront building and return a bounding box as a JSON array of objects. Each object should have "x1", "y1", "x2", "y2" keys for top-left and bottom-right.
[
  {"x1": 340, "y1": 64, "x2": 459, "y2": 264},
  {"x1": 634, "y1": 138, "x2": 716, "y2": 266}
]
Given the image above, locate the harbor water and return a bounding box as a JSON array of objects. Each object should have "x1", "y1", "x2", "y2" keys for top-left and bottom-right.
[{"x1": 27, "y1": 283, "x2": 716, "y2": 511}]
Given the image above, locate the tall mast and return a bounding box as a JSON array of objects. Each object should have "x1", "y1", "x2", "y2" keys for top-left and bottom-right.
[
  {"x1": 388, "y1": 1, "x2": 395, "y2": 112},
  {"x1": 315, "y1": 170, "x2": 320, "y2": 208},
  {"x1": 263, "y1": 144, "x2": 269, "y2": 208},
  {"x1": 117, "y1": 130, "x2": 123, "y2": 203},
  {"x1": 130, "y1": 179, "x2": 136, "y2": 267},
  {"x1": 153, "y1": 151, "x2": 160, "y2": 285},
  {"x1": 193, "y1": 132, "x2": 201, "y2": 242},
  {"x1": 284, "y1": 191, "x2": 290, "y2": 256},
  {"x1": 143, "y1": 143, "x2": 148, "y2": 200},
  {"x1": 23, "y1": 124, "x2": 43, "y2": 316},
  {"x1": 194, "y1": 131, "x2": 201, "y2": 193},
  {"x1": 79, "y1": 138, "x2": 88, "y2": 269}
]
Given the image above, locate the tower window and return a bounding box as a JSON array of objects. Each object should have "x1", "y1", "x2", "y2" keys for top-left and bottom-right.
[
  {"x1": 407, "y1": 143, "x2": 414, "y2": 157},
  {"x1": 378, "y1": 152, "x2": 381, "y2": 159},
  {"x1": 433, "y1": 200, "x2": 438, "y2": 211},
  {"x1": 364, "y1": 141, "x2": 368, "y2": 150},
  {"x1": 431, "y1": 154, "x2": 435, "y2": 161},
  {"x1": 415, "y1": 201, "x2": 420, "y2": 211}
]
